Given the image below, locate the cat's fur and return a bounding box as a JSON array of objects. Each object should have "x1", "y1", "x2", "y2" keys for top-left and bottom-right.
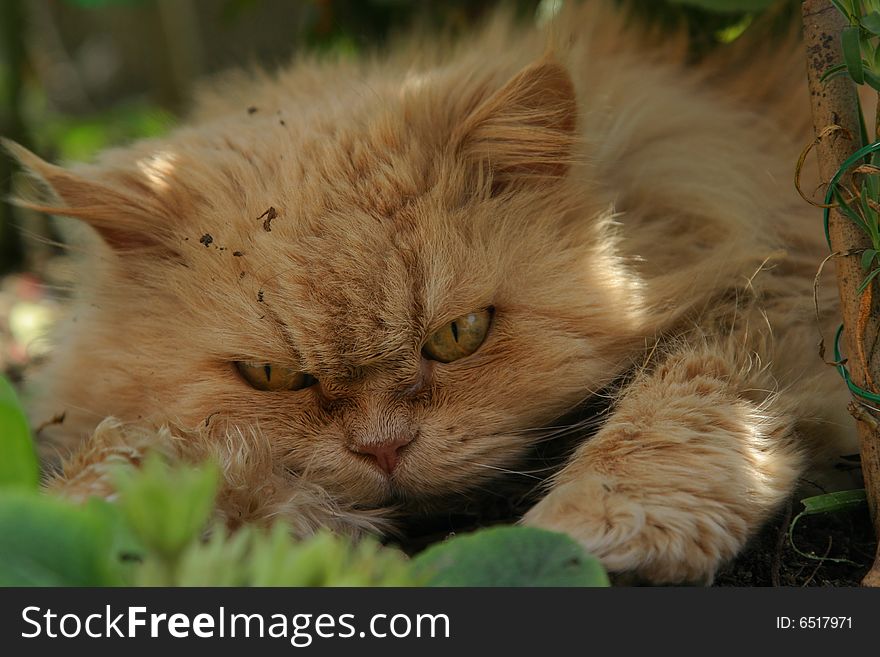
[{"x1": 6, "y1": 1, "x2": 859, "y2": 583}]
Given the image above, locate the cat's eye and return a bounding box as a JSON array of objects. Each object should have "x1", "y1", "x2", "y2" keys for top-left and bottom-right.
[
  {"x1": 235, "y1": 361, "x2": 317, "y2": 391},
  {"x1": 422, "y1": 308, "x2": 492, "y2": 363}
]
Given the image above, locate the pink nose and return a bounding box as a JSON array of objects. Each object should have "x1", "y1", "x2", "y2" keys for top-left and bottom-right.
[{"x1": 350, "y1": 436, "x2": 412, "y2": 475}]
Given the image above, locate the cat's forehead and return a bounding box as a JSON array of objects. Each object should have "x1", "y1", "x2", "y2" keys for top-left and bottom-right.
[
  {"x1": 177, "y1": 141, "x2": 463, "y2": 363},
  {"x1": 270, "y1": 104, "x2": 435, "y2": 224},
  {"x1": 184, "y1": 104, "x2": 483, "y2": 289},
  {"x1": 235, "y1": 196, "x2": 472, "y2": 336},
  {"x1": 139, "y1": 65, "x2": 581, "y2": 367}
]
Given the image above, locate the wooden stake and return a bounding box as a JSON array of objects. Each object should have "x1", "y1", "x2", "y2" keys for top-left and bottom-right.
[{"x1": 803, "y1": 0, "x2": 880, "y2": 587}]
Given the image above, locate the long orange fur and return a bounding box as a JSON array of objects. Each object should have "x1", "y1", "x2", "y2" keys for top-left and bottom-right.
[{"x1": 5, "y1": 1, "x2": 859, "y2": 583}]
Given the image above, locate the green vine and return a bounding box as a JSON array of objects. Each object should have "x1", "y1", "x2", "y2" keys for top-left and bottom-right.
[{"x1": 817, "y1": 1, "x2": 880, "y2": 402}]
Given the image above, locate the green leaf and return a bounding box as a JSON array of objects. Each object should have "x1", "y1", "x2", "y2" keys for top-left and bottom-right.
[
  {"x1": 843, "y1": 26, "x2": 865, "y2": 85},
  {"x1": 114, "y1": 454, "x2": 219, "y2": 558},
  {"x1": 171, "y1": 525, "x2": 254, "y2": 587},
  {"x1": 788, "y1": 489, "x2": 867, "y2": 566},
  {"x1": 861, "y1": 248, "x2": 878, "y2": 270},
  {"x1": 413, "y1": 526, "x2": 609, "y2": 587},
  {"x1": 831, "y1": 0, "x2": 857, "y2": 22},
  {"x1": 0, "y1": 491, "x2": 124, "y2": 585},
  {"x1": 0, "y1": 376, "x2": 39, "y2": 491},
  {"x1": 858, "y1": 182, "x2": 880, "y2": 243},
  {"x1": 248, "y1": 527, "x2": 415, "y2": 587},
  {"x1": 833, "y1": 186, "x2": 871, "y2": 234},
  {"x1": 820, "y1": 62, "x2": 849, "y2": 83},
  {"x1": 667, "y1": 0, "x2": 775, "y2": 11},
  {"x1": 866, "y1": 165, "x2": 880, "y2": 197},
  {"x1": 857, "y1": 267, "x2": 880, "y2": 293},
  {"x1": 862, "y1": 11, "x2": 880, "y2": 35},
  {"x1": 85, "y1": 497, "x2": 144, "y2": 570},
  {"x1": 64, "y1": 0, "x2": 149, "y2": 7},
  {"x1": 864, "y1": 67, "x2": 880, "y2": 93},
  {"x1": 249, "y1": 528, "x2": 349, "y2": 587},
  {"x1": 800, "y1": 489, "x2": 867, "y2": 514},
  {"x1": 715, "y1": 14, "x2": 752, "y2": 43}
]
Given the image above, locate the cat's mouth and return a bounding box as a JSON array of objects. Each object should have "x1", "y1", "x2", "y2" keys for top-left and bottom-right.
[
  {"x1": 361, "y1": 396, "x2": 615, "y2": 509},
  {"x1": 347, "y1": 445, "x2": 413, "y2": 478},
  {"x1": 282, "y1": 382, "x2": 622, "y2": 511}
]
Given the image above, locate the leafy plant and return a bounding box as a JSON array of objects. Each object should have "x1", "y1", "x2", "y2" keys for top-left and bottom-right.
[
  {"x1": 0, "y1": 494, "x2": 126, "y2": 585},
  {"x1": 0, "y1": 375, "x2": 38, "y2": 490},
  {"x1": 823, "y1": 1, "x2": 880, "y2": 91},
  {"x1": 115, "y1": 453, "x2": 220, "y2": 560},
  {"x1": 788, "y1": 489, "x2": 868, "y2": 565},
  {"x1": 0, "y1": 374, "x2": 608, "y2": 587},
  {"x1": 413, "y1": 525, "x2": 610, "y2": 586},
  {"x1": 814, "y1": 1, "x2": 880, "y2": 406},
  {"x1": 668, "y1": 0, "x2": 776, "y2": 10}
]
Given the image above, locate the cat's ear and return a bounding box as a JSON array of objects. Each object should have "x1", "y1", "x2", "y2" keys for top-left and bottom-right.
[
  {"x1": 3, "y1": 139, "x2": 173, "y2": 252},
  {"x1": 455, "y1": 57, "x2": 578, "y2": 187}
]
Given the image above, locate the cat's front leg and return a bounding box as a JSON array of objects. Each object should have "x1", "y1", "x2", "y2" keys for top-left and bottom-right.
[
  {"x1": 522, "y1": 344, "x2": 806, "y2": 584},
  {"x1": 46, "y1": 418, "x2": 390, "y2": 537},
  {"x1": 44, "y1": 418, "x2": 161, "y2": 502}
]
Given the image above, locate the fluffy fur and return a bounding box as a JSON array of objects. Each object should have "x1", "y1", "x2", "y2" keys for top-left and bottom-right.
[{"x1": 8, "y1": 1, "x2": 859, "y2": 583}]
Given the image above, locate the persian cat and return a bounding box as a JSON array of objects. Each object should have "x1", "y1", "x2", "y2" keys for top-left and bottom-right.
[{"x1": 6, "y1": 1, "x2": 857, "y2": 584}]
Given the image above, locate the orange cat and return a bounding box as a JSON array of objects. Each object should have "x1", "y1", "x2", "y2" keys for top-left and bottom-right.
[{"x1": 6, "y1": 1, "x2": 857, "y2": 583}]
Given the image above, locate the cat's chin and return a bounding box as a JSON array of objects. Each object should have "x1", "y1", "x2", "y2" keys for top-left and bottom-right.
[{"x1": 308, "y1": 464, "x2": 467, "y2": 511}]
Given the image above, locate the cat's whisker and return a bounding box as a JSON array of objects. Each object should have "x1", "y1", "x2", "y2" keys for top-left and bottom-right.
[
  {"x1": 40, "y1": 400, "x2": 106, "y2": 424},
  {"x1": 253, "y1": 264, "x2": 305, "y2": 291},
  {"x1": 470, "y1": 462, "x2": 545, "y2": 481},
  {"x1": 527, "y1": 426, "x2": 601, "y2": 444},
  {"x1": 502, "y1": 416, "x2": 606, "y2": 444},
  {"x1": 16, "y1": 227, "x2": 75, "y2": 253},
  {"x1": 503, "y1": 462, "x2": 560, "y2": 475},
  {"x1": 294, "y1": 439, "x2": 326, "y2": 481},
  {"x1": 507, "y1": 423, "x2": 589, "y2": 434}
]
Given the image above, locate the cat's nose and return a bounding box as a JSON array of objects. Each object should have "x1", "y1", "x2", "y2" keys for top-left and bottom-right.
[{"x1": 350, "y1": 436, "x2": 412, "y2": 475}]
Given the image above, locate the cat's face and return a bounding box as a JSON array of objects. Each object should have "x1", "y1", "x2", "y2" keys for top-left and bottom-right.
[{"x1": 14, "y1": 59, "x2": 645, "y2": 508}]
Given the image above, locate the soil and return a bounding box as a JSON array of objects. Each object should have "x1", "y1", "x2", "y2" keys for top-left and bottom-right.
[
  {"x1": 258, "y1": 206, "x2": 277, "y2": 232},
  {"x1": 395, "y1": 490, "x2": 878, "y2": 587},
  {"x1": 714, "y1": 499, "x2": 876, "y2": 587}
]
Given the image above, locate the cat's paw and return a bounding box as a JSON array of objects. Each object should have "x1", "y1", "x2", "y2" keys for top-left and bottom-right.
[
  {"x1": 44, "y1": 418, "x2": 153, "y2": 503},
  {"x1": 521, "y1": 475, "x2": 743, "y2": 585}
]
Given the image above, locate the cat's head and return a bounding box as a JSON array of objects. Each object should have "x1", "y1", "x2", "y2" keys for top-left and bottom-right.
[{"x1": 9, "y1": 56, "x2": 646, "y2": 509}]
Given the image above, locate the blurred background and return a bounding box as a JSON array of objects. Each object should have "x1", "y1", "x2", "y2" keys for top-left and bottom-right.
[{"x1": 0, "y1": 0, "x2": 792, "y2": 382}]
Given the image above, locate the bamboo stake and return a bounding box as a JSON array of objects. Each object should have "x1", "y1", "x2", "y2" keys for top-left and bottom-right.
[{"x1": 803, "y1": 0, "x2": 880, "y2": 587}]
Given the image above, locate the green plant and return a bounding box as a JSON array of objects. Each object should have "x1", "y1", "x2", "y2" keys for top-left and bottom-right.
[
  {"x1": 807, "y1": 0, "x2": 880, "y2": 414},
  {"x1": 788, "y1": 489, "x2": 868, "y2": 565},
  {"x1": 0, "y1": 374, "x2": 608, "y2": 587},
  {"x1": 414, "y1": 525, "x2": 611, "y2": 586},
  {"x1": 668, "y1": 0, "x2": 776, "y2": 10},
  {"x1": 0, "y1": 375, "x2": 38, "y2": 490},
  {"x1": 822, "y1": 1, "x2": 880, "y2": 90},
  {"x1": 819, "y1": 1, "x2": 880, "y2": 295}
]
